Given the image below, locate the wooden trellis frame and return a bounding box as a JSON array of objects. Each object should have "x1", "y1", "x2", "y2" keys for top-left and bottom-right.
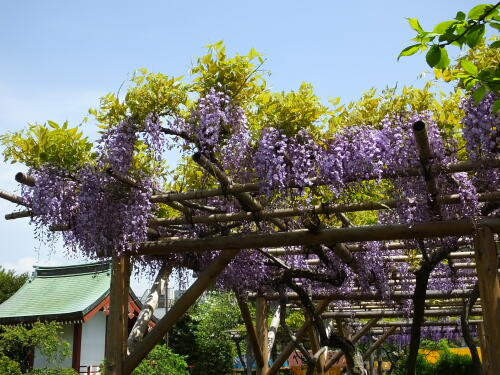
[{"x1": 1, "y1": 122, "x2": 499, "y2": 375}]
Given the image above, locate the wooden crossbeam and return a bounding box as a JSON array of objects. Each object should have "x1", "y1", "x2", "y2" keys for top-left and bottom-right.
[{"x1": 137, "y1": 218, "x2": 500, "y2": 254}]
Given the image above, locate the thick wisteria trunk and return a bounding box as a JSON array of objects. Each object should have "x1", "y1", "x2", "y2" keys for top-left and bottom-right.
[
  {"x1": 405, "y1": 267, "x2": 430, "y2": 375},
  {"x1": 127, "y1": 264, "x2": 170, "y2": 354},
  {"x1": 460, "y1": 282, "x2": 483, "y2": 375},
  {"x1": 286, "y1": 280, "x2": 366, "y2": 375}
]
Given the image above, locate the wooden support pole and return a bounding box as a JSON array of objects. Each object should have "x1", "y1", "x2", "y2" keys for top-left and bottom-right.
[
  {"x1": 123, "y1": 249, "x2": 240, "y2": 375},
  {"x1": 128, "y1": 264, "x2": 171, "y2": 354},
  {"x1": 478, "y1": 323, "x2": 489, "y2": 371},
  {"x1": 473, "y1": 226, "x2": 500, "y2": 375},
  {"x1": 324, "y1": 317, "x2": 380, "y2": 371},
  {"x1": 236, "y1": 296, "x2": 265, "y2": 368},
  {"x1": 106, "y1": 255, "x2": 131, "y2": 375},
  {"x1": 363, "y1": 327, "x2": 398, "y2": 360},
  {"x1": 256, "y1": 295, "x2": 269, "y2": 375},
  {"x1": 268, "y1": 299, "x2": 331, "y2": 375},
  {"x1": 267, "y1": 305, "x2": 281, "y2": 359},
  {"x1": 307, "y1": 325, "x2": 325, "y2": 375}
]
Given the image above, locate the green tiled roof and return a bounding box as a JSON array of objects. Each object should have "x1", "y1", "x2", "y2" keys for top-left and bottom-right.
[{"x1": 0, "y1": 262, "x2": 111, "y2": 324}]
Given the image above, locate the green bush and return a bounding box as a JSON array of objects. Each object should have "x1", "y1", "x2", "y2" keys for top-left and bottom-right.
[
  {"x1": 29, "y1": 369, "x2": 78, "y2": 375},
  {"x1": 132, "y1": 345, "x2": 189, "y2": 375},
  {"x1": 0, "y1": 354, "x2": 22, "y2": 375},
  {"x1": 392, "y1": 340, "x2": 474, "y2": 375}
]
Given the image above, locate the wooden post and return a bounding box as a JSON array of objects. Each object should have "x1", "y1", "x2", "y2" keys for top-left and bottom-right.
[
  {"x1": 236, "y1": 296, "x2": 264, "y2": 368},
  {"x1": 123, "y1": 249, "x2": 240, "y2": 375},
  {"x1": 256, "y1": 295, "x2": 269, "y2": 375},
  {"x1": 106, "y1": 255, "x2": 131, "y2": 375},
  {"x1": 473, "y1": 226, "x2": 500, "y2": 375},
  {"x1": 478, "y1": 322, "x2": 489, "y2": 370},
  {"x1": 307, "y1": 326, "x2": 325, "y2": 374}
]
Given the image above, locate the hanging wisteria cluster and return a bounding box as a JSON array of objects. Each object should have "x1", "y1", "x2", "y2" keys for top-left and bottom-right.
[{"x1": 23, "y1": 117, "x2": 164, "y2": 257}]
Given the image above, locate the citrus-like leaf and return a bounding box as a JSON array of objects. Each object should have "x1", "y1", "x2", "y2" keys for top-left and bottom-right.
[
  {"x1": 472, "y1": 85, "x2": 488, "y2": 104},
  {"x1": 407, "y1": 18, "x2": 424, "y2": 33},
  {"x1": 460, "y1": 60, "x2": 478, "y2": 75},
  {"x1": 492, "y1": 98, "x2": 500, "y2": 112},
  {"x1": 398, "y1": 44, "x2": 422, "y2": 60},
  {"x1": 426, "y1": 45, "x2": 441, "y2": 67}
]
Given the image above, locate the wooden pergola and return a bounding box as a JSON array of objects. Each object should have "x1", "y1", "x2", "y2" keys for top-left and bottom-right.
[{"x1": 1, "y1": 122, "x2": 499, "y2": 375}]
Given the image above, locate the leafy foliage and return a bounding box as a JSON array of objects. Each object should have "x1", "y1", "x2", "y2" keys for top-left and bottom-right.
[
  {"x1": 89, "y1": 69, "x2": 189, "y2": 127},
  {"x1": 400, "y1": 2, "x2": 500, "y2": 108},
  {"x1": 250, "y1": 82, "x2": 328, "y2": 138},
  {"x1": 190, "y1": 292, "x2": 242, "y2": 375},
  {"x1": 0, "y1": 322, "x2": 72, "y2": 373},
  {"x1": 132, "y1": 345, "x2": 189, "y2": 375},
  {"x1": 191, "y1": 41, "x2": 267, "y2": 106},
  {"x1": 0, "y1": 355, "x2": 22, "y2": 375},
  {"x1": 0, "y1": 121, "x2": 93, "y2": 171},
  {"x1": 0, "y1": 267, "x2": 28, "y2": 304},
  {"x1": 393, "y1": 339, "x2": 474, "y2": 375}
]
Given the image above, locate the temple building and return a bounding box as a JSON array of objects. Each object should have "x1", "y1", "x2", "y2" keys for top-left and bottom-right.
[{"x1": 0, "y1": 262, "x2": 149, "y2": 374}]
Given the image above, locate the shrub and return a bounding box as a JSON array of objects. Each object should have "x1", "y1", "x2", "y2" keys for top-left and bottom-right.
[{"x1": 132, "y1": 345, "x2": 189, "y2": 375}]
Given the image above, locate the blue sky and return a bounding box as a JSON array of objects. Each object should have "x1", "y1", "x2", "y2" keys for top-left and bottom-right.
[{"x1": 0, "y1": 0, "x2": 475, "y2": 293}]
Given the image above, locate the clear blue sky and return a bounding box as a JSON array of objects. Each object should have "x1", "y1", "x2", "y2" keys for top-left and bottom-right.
[{"x1": 0, "y1": 0, "x2": 475, "y2": 293}]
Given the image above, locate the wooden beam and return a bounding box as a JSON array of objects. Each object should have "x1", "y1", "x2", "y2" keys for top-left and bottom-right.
[
  {"x1": 0, "y1": 189, "x2": 27, "y2": 206},
  {"x1": 123, "y1": 249, "x2": 240, "y2": 375},
  {"x1": 363, "y1": 327, "x2": 398, "y2": 360},
  {"x1": 249, "y1": 288, "x2": 473, "y2": 301},
  {"x1": 148, "y1": 158, "x2": 500, "y2": 203},
  {"x1": 267, "y1": 299, "x2": 331, "y2": 375},
  {"x1": 236, "y1": 296, "x2": 264, "y2": 368},
  {"x1": 149, "y1": 191, "x2": 500, "y2": 227},
  {"x1": 105, "y1": 255, "x2": 130, "y2": 375},
  {"x1": 473, "y1": 226, "x2": 500, "y2": 375},
  {"x1": 256, "y1": 295, "x2": 269, "y2": 375},
  {"x1": 137, "y1": 218, "x2": 500, "y2": 254},
  {"x1": 322, "y1": 308, "x2": 482, "y2": 319}
]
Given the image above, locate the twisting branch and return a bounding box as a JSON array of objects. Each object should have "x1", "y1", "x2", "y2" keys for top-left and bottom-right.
[{"x1": 461, "y1": 282, "x2": 483, "y2": 375}]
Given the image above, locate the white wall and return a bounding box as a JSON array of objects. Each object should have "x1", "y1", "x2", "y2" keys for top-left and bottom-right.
[
  {"x1": 33, "y1": 323, "x2": 73, "y2": 369},
  {"x1": 80, "y1": 311, "x2": 106, "y2": 369}
]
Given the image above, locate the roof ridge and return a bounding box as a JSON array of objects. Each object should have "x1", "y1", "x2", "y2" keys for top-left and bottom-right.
[{"x1": 34, "y1": 261, "x2": 111, "y2": 277}]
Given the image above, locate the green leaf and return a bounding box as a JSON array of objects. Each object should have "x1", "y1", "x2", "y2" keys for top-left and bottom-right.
[
  {"x1": 468, "y1": 4, "x2": 492, "y2": 20},
  {"x1": 472, "y1": 85, "x2": 488, "y2": 103},
  {"x1": 435, "y1": 47, "x2": 450, "y2": 69},
  {"x1": 398, "y1": 44, "x2": 422, "y2": 59},
  {"x1": 407, "y1": 18, "x2": 424, "y2": 33},
  {"x1": 455, "y1": 11, "x2": 466, "y2": 21},
  {"x1": 432, "y1": 20, "x2": 456, "y2": 34},
  {"x1": 490, "y1": 40, "x2": 500, "y2": 48},
  {"x1": 465, "y1": 24, "x2": 486, "y2": 48},
  {"x1": 460, "y1": 60, "x2": 478, "y2": 75},
  {"x1": 426, "y1": 45, "x2": 441, "y2": 67},
  {"x1": 492, "y1": 98, "x2": 500, "y2": 112},
  {"x1": 490, "y1": 22, "x2": 500, "y2": 31}
]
